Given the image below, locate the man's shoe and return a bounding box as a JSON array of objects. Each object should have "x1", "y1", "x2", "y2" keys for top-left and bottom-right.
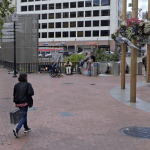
[
  {"x1": 84, "y1": 68, "x2": 87, "y2": 70},
  {"x1": 87, "y1": 69, "x2": 89, "y2": 71},
  {"x1": 24, "y1": 128, "x2": 31, "y2": 133},
  {"x1": 13, "y1": 128, "x2": 19, "y2": 138}
]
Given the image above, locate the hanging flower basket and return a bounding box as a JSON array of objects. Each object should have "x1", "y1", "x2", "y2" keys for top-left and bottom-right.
[{"x1": 111, "y1": 18, "x2": 150, "y2": 41}]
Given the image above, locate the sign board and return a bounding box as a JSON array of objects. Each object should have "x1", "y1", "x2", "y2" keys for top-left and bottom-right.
[
  {"x1": 88, "y1": 42, "x2": 96, "y2": 45},
  {"x1": 2, "y1": 32, "x2": 14, "y2": 35},
  {"x1": 2, "y1": 29, "x2": 14, "y2": 32},
  {"x1": 3, "y1": 22, "x2": 13, "y2": 26},
  {"x1": 2, "y1": 25, "x2": 13, "y2": 28},
  {"x1": 2, "y1": 36, "x2": 14, "y2": 39},
  {"x1": 11, "y1": 13, "x2": 18, "y2": 22},
  {"x1": 2, "y1": 39, "x2": 15, "y2": 42}
]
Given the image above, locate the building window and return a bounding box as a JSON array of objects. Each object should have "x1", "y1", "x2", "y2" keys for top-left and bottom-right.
[
  {"x1": 93, "y1": 0, "x2": 100, "y2": 6},
  {"x1": 85, "y1": 31, "x2": 91, "y2": 37},
  {"x1": 39, "y1": 33, "x2": 40, "y2": 38},
  {"x1": 35, "y1": 0, "x2": 40, "y2": 1},
  {"x1": 63, "y1": 22, "x2": 68, "y2": 28},
  {"x1": 42, "y1": 32, "x2": 47, "y2": 38},
  {"x1": 42, "y1": 4, "x2": 47, "y2": 10},
  {"x1": 28, "y1": 5, "x2": 34, "y2": 11},
  {"x1": 101, "y1": 10, "x2": 110, "y2": 16},
  {"x1": 85, "y1": 1, "x2": 92, "y2": 7},
  {"x1": 21, "y1": 6, "x2": 27, "y2": 11},
  {"x1": 93, "y1": 10, "x2": 99, "y2": 16},
  {"x1": 93, "y1": 20, "x2": 99, "y2": 26},
  {"x1": 78, "y1": 21, "x2": 84, "y2": 27},
  {"x1": 70, "y1": 22, "x2": 76, "y2": 27},
  {"x1": 78, "y1": 1, "x2": 84, "y2": 7},
  {"x1": 56, "y1": 13, "x2": 61, "y2": 19},
  {"x1": 70, "y1": 2, "x2": 76, "y2": 8},
  {"x1": 39, "y1": 24, "x2": 40, "y2": 29},
  {"x1": 49, "y1": 4, "x2": 54, "y2": 9},
  {"x1": 63, "y1": 32, "x2": 68, "y2": 37},
  {"x1": 101, "y1": 20, "x2": 110, "y2": 26},
  {"x1": 42, "y1": 14, "x2": 47, "y2": 19},
  {"x1": 78, "y1": 11, "x2": 84, "y2": 17},
  {"x1": 101, "y1": 30, "x2": 110, "y2": 36},
  {"x1": 85, "y1": 11, "x2": 91, "y2": 17},
  {"x1": 55, "y1": 32, "x2": 61, "y2": 38},
  {"x1": 70, "y1": 31, "x2": 76, "y2": 37},
  {"x1": 101, "y1": 0, "x2": 110, "y2": 6},
  {"x1": 70, "y1": 12, "x2": 76, "y2": 18},
  {"x1": 63, "y1": 3, "x2": 69, "y2": 9},
  {"x1": 77, "y1": 31, "x2": 83, "y2": 37},
  {"x1": 28, "y1": 0, "x2": 34, "y2": 1},
  {"x1": 21, "y1": 0, "x2": 27, "y2": 2},
  {"x1": 42, "y1": 23, "x2": 47, "y2": 29},
  {"x1": 49, "y1": 32, "x2": 54, "y2": 38},
  {"x1": 49, "y1": 23, "x2": 54, "y2": 28},
  {"x1": 39, "y1": 14, "x2": 40, "y2": 19},
  {"x1": 35, "y1": 5, "x2": 40, "y2": 11},
  {"x1": 56, "y1": 22, "x2": 61, "y2": 28},
  {"x1": 56, "y1": 3, "x2": 61, "y2": 9},
  {"x1": 49, "y1": 13, "x2": 54, "y2": 19},
  {"x1": 63, "y1": 12, "x2": 69, "y2": 18},
  {"x1": 93, "y1": 30, "x2": 99, "y2": 36},
  {"x1": 85, "y1": 21, "x2": 91, "y2": 27}
]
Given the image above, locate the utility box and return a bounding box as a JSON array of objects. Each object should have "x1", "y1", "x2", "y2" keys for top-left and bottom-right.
[{"x1": 91, "y1": 62, "x2": 98, "y2": 76}]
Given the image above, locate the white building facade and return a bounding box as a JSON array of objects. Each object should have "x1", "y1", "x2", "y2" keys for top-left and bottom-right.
[{"x1": 17, "y1": 0, "x2": 122, "y2": 52}]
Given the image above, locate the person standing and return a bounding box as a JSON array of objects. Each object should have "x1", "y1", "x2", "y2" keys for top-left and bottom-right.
[
  {"x1": 64, "y1": 59, "x2": 72, "y2": 75},
  {"x1": 85, "y1": 52, "x2": 95, "y2": 71},
  {"x1": 13, "y1": 73, "x2": 34, "y2": 138},
  {"x1": 142, "y1": 54, "x2": 147, "y2": 78}
]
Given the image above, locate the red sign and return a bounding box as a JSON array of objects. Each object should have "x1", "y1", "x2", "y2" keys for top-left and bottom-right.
[
  {"x1": 88, "y1": 42, "x2": 96, "y2": 45},
  {"x1": 91, "y1": 63, "x2": 93, "y2": 67},
  {"x1": 39, "y1": 48, "x2": 63, "y2": 51}
]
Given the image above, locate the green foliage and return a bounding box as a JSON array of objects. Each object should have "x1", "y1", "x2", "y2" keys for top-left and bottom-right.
[
  {"x1": 0, "y1": 0, "x2": 15, "y2": 36},
  {"x1": 95, "y1": 48, "x2": 120, "y2": 62},
  {"x1": 63, "y1": 53, "x2": 85, "y2": 71},
  {"x1": 95, "y1": 48, "x2": 106, "y2": 62}
]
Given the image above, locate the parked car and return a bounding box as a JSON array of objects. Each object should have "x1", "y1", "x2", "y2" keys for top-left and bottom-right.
[
  {"x1": 57, "y1": 51, "x2": 69, "y2": 56},
  {"x1": 78, "y1": 51, "x2": 85, "y2": 55},
  {"x1": 45, "y1": 53, "x2": 52, "y2": 58},
  {"x1": 68, "y1": 52, "x2": 74, "y2": 56},
  {"x1": 38, "y1": 54, "x2": 44, "y2": 58},
  {"x1": 105, "y1": 51, "x2": 114, "y2": 55}
]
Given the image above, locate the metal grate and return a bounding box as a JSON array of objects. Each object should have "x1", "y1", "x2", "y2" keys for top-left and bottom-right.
[
  {"x1": 62, "y1": 83, "x2": 73, "y2": 84},
  {"x1": 90, "y1": 84, "x2": 95, "y2": 85},
  {"x1": 2, "y1": 98, "x2": 11, "y2": 100},
  {"x1": 119, "y1": 126, "x2": 150, "y2": 139},
  {"x1": 59, "y1": 112, "x2": 74, "y2": 116},
  {"x1": 28, "y1": 107, "x2": 38, "y2": 112}
]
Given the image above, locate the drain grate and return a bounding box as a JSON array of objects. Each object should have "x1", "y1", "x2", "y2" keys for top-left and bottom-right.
[
  {"x1": 2, "y1": 98, "x2": 11, "y2": 100},
  {"x1": 28, "y1": 107, "x2": 38, "y2": 112},
  {"x1": 62, "y1": 83, "x2": 73, "y2": 84},
  {"x1": 90, "y1": 84, "x2": 95, "y2": 85},
  {"x1": 119, "y1": 126, "x2": 150, "y2": 139},
  {"x1": 59, "y1": 112, "x2": 74, "y2": 116}
]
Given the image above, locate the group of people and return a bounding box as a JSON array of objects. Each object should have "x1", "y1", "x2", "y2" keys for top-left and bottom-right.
[
  {"x1": 80, "y1": 52, "x2": 95, "y2": 71},
  {"x1": 52, "y1": 59, "x2": 72, "y2": 75}
]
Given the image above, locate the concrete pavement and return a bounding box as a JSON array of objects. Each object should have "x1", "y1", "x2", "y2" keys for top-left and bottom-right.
[{"x1": 0, "y1": 68, "x2": 150, "y2": 150}]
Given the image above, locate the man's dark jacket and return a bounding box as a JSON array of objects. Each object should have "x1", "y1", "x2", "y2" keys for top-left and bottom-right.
[{"x1": 13, "y1": 82, "x2": 34, "y2": 104}]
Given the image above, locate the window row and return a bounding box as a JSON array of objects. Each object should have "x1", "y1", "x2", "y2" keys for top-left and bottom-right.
[
  {"x1": 40, "y1": 20, "x2": 110, "y2": 29},
  {"x1": 36, "y1": 10, "x2": 110, "y2": 20},
  {"x1": 21, "y1": 0, "x2": 110, "y2": 8},
  {"x1": 40, "y1": 30, "x2": 110, "y2": 38}
]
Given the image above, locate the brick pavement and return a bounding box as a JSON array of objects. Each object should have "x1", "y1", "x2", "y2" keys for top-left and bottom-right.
[{"x1": 0, "y1": 68, "x2": 150, "y2": 150}]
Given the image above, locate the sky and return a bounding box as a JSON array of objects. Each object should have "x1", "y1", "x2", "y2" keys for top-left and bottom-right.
[{"x1": 127, "y1": 0, "x2": 148, "y2": 15}]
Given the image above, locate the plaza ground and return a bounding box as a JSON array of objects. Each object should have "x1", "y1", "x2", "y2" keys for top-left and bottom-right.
[{"x1": 0, "y1": 67, "x2": 150, "y2": 150}]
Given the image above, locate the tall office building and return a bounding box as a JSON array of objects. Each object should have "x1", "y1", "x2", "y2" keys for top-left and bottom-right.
[{"x1": 17, "y1": 0, "x2": 122, "y2": 52}]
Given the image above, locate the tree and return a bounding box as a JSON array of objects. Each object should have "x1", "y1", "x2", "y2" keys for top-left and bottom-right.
[
  {"x1": 0, "y1": 0, "x2": 15, "y2": 36},
  {"x1": 95, "y1": 48, "x2": 106, "y2": 62}
]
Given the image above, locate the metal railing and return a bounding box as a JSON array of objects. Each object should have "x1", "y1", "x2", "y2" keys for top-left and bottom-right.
[{"x1": 0, "y1": 60, "x2": 80, "y2": 74}]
